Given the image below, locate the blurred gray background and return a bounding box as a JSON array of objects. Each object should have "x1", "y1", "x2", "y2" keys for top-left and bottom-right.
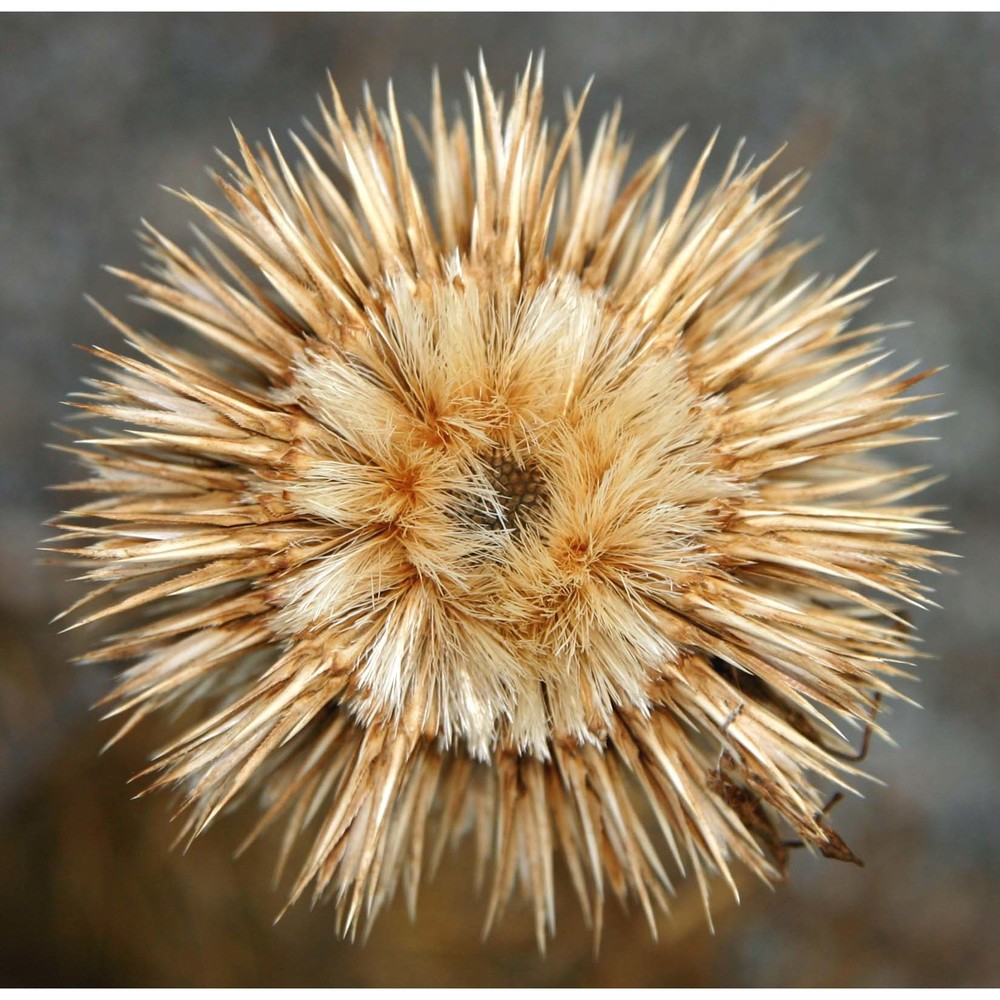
[{"x1": 1, "y1": 13, "x2": 997, "y2": 987}]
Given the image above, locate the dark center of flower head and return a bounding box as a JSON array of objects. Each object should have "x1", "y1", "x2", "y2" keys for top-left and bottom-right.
[{"x1": 472, "y1": 448, "x2": 547, "y2": 533}]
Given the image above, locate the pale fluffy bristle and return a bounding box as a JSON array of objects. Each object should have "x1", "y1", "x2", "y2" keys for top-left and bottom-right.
[{"x1": 53, "y1": 57, "x2": 949, "y2": 948}]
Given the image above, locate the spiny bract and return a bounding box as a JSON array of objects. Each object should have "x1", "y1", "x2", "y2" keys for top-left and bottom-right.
[{"x1": 53, "y1": 58, "x2": 948, "y2": 947}]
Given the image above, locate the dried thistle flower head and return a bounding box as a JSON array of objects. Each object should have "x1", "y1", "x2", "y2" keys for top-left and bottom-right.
[{"x1": 54, "y1": 58, "x2": 948, "y2": 947}]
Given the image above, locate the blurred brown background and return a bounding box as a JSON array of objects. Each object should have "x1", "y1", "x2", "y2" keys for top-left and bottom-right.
[{"x1": 1, "y1": 13, "x2": 997, "y2": 987}]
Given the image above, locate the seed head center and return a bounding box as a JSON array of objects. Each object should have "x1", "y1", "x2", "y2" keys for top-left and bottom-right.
[{"x1": 476, "y1": 449, "x2": 547, "y2": 532}]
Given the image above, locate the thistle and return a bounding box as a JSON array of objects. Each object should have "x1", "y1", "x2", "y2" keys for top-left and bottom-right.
[{"x1": 53, "y1": 58, "x2": 948, "y2": 948}]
